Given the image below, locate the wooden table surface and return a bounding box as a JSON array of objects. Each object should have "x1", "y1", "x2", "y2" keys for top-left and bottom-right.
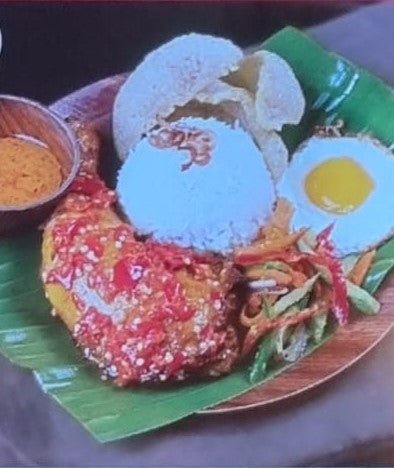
[{"x1": 1, "y1": 2, "x2": 394, "y2": 466}]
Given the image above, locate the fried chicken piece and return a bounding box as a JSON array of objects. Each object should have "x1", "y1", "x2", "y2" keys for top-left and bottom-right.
[{"x1": 41, "y1": 119, "x2": 240, "y2": 385}]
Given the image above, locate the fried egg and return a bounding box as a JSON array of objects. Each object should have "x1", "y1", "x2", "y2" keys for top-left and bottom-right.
[{"x1": 278, "y1": 135, "x2": 394, "y2": 256}]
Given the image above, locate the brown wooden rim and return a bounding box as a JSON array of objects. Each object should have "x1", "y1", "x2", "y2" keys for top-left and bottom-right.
[{"x1": 200, "y1": 319, "x2": 394, "y2": 413}]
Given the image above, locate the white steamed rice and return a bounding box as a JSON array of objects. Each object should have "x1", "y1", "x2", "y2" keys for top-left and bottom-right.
[{"x1": 117, "y1": 117, "x2": 275, "y2": 254}]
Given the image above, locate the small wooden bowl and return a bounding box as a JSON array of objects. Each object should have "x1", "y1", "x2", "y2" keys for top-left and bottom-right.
[{"x1": 0, "y1": 95, "x2": 80, "y2": 234}]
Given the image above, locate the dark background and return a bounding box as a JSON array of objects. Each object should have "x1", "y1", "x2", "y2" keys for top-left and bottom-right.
[{"x1": 0, "y1": 1, "x2": 359, "y2": 104}]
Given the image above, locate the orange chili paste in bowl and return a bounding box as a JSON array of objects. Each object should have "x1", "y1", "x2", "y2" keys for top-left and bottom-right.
[{"x1": 0, "y1": 136, "x2": 63, "y2": 206}]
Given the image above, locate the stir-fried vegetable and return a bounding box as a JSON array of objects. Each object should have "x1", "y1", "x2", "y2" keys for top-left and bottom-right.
[
  {"x1": 310, "y1": 311, "x2": 328, "y2": 344},
  {"x1": 346, "y1": 280, "x2": 380, "y2": 315},
  {"x1": 341, "y1": 254, "x2": 360, "y2": 276},
  {"x1": 279, "y1": 324, "x2": 309, "y2": 362},
  {"x1": 348, "y1": 250, "x2": 376, "y2": 286},
  {"x1": 274, "y1": 274, "x2": 319, "y2": 316},
  {"x1": 236, "y1": 198, "x2": 381, "y2": 383},
  {"x1": 249, "y1": 331, "x2": 278, "y2": 384}
]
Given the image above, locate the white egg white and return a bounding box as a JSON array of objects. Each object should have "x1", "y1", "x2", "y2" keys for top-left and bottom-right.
[{"x1": 278, "y1": 135, "x2": 394, "y2": 256}]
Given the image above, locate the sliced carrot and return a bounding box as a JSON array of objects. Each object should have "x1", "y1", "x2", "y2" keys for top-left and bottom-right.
[
  {"x1": 245, "y1": 265, "x2": 271, "y2": 280},
  {"x1": 241, "y1": 300, "x2": 327, "y2": 355},
  {"x1": 263, "y1": 229, "x2": 308, "y2": 251},
  {"x1": 263, "y1": 269, "x2": 292, "y2": 285},
  {"x1": 288, "y1": 268, "x2": 308, "y2": 288},
  {"x1": 271, "y1": 197, "x2": 294, "y2": 232},
  {"x1": 235, "y1": 229, "x2": 307, "y2": 260},
  {"x1": 240, "y1": 304, "x2": 264, "y2": 328},
  {"x1": 235, "y1": 250, "x2": 306, "y2": 266},
  {"x1": 235, "y1": 244, "x2": 269, "y2": 258},
  {"x1": 245, "y1": 266, "x2": 292, "y2": 285},
  {"x1": 348, "y1": 249, "x2": 376, "y2": 286},
  {"x1": 260, "y1": 226, "x2": 287, "y2": 246}
]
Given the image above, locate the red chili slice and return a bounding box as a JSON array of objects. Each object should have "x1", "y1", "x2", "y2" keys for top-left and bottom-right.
[
  {"x1": 71, "y1": 176, "x2": 107, "y2": 196},
  {"x1": 316, "y1": 223, "x2": 335, "y2": 246},
  {"x1": 113, "y1": 259, "x2": 135, "y2": 291},
  {"x1": 85, "y1": 235, "x2": 104, "y2": 258},
  {"x1": 307, "y1": 225, "x2": 349, "y2": 325}
]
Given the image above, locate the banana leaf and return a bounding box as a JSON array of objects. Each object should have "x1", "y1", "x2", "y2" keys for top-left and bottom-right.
[{"x1": 0, "y1": 27, "x2": 394, "y2": 442}]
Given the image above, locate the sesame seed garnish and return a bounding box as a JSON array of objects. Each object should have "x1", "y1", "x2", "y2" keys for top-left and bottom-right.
[
  {"x1": 108, "y1": 365, "x2": 118, "y2": 377},
  {"x1": 164, "y1": 352, "x2": 174, "y2": 363},
  {"x1": 86, "y1": 251, "x2": 98, "y2": 262},
  {"x1": 213, "y1": 299, "x2": 222, "y2": 310},
  {"x1": 130, "y1": 266, "x2": 143, "y2": 280}
]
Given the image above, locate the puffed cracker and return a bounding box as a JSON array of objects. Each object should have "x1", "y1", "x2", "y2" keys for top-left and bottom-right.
[
  {"x1": 194, "y1": 79, "x2": 289, "y2": 181},
  {"x1": 226, "y1": 50, "x2": 305, "y2": 131},
  {"x1": 113, "y1": 33, "x2": 243, "y2": 160}
]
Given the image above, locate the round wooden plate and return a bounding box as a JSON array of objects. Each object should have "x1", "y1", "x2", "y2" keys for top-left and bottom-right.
[{"x1": 50, "y1": 74, "x2": 394, "y2": 413}]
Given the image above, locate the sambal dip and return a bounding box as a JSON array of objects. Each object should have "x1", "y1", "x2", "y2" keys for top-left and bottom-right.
[{"x1": 0, "y1": 136, "x2": 63, "y2": 206}]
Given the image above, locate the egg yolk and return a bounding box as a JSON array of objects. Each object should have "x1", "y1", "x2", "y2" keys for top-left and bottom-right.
[{"x1": 305, "y1": 157, "x2": 374, "y2": 214}]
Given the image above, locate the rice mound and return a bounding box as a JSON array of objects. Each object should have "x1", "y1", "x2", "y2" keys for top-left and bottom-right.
[
  {"x1": 117, "y1": 117, "x2": 276, "y2": 254},
  {"x1": 113, "y1": 33, "x2": 243, "y2": 161}
]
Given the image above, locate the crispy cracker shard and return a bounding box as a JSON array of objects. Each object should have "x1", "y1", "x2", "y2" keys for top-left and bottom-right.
[
  {"x1": 113, "y1": 33, "x2": 305, "y2": 182},
  {"x1": 225, "y1": 50, "x2": 305, "y2": 132}
]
